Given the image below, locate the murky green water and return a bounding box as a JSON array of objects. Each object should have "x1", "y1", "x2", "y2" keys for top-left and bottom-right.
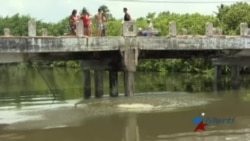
[{"x1": 1, "y1": 65, "x2": 250, "y2": 141}]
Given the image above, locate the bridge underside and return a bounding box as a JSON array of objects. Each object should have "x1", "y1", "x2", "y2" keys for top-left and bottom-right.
[{"x1": 0, "y1": 49, "x2": 240, "y2": 63}]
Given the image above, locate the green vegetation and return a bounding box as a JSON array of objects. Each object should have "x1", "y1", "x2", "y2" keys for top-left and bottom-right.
[{"x1": 1, "y1": 2, "x2": 250, "y2": 73}]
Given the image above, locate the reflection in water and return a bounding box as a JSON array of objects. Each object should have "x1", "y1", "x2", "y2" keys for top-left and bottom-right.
[{"x1": 123, "y1": 113, "x2": 140, "y2": 141}]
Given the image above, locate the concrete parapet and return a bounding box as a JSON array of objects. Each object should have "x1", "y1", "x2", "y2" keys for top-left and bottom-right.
[
  {"x1": 169, "y1": 21, "x2": 177, "y2": 37},
  {"x1": 41, "y1": 28, "x2": 48, "y2": 36},
  {"x1": 240, "y1": 23, "x2": 250, "y2": 36},
  {"x1": 3, "y1": 28, "x2": 11, "y2": 36},
  {"x1": 213, "y1": 28, "x2": 223, "y2": 35},
  {"x1": 181, "y1": 28, "x2": 188, "y2": 35},
  {"x1": 206, "y1": 22, "x2": 223, "y2": 36},
  {"x1": 28, "y1": 19, "x2": 36, "y2": 37},
  {"x1": 122, "y1": 21, "x2": 137, "y2": 37},
  {"x1": 76, "y1": 20, "x2": 83, "y2": 37},
  {"x1": 205, "y1": 22, "x2": 213, "y2": 36}
]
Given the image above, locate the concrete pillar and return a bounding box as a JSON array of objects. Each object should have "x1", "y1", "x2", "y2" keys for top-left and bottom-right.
[
  {"x1": 109, "y1": 71, "x2": 118, "y2": 97},
  {"x1": 3, "y1": 28, "x2": 10, "y2": 36},
  {"x1": 181, "y1": 28, "x2": 188, "y2": 35},
  {"x1": 123, "y1": 113, "x2": 140, "y2": 141},
  {"x1": 217, "y1": 28, "x2": 223, "y2": 35},
  {"x1": 28, "y1": 19, "x2": 36, "y2": 37},
  {"x1": 231, "y1": 65, "x2": 240, "y2": 90},
  {"x1": 94, "y1": 70, "x2": 103, "y2": 98},
  {"x1": 205, "y1": 22, "x2": 213, "y2": 36},
  {"x1": 122, "y1": 21, "x2": 137, "y2": 36},
  {"x1": 83, "y1": 70, "x2": 91, "y2": 99},
  {"x1": 169, "y1": 21, "x2": 177, "y2": 37},
  {"x1": 213, "y1": 28, "x2": 223, "y2": 35},
  {"x1": 124, "y1": 71, "x2": 134, "y2": 96},
  {"x1": 213, "y1": 65, "x2": 223, "y2": 92},
  {"x1": 76, "y1": 20, "x2": 83, "y2": 37},
  {"x1": 41, "y1": 28, "x2": 48, "y2": 36},
  {"x1": 240, "y1": 23, "x2": 248, "y2": 36},
  {"x1": 120, "y1": 37, "x2": 139, "y2": 96}
]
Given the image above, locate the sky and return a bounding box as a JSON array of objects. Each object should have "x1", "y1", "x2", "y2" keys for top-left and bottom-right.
[{"x1": 0, "y1": 0, "x2": 248, "y2": 23}]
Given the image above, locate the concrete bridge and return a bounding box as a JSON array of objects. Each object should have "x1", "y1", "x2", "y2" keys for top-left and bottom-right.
[{"x1": 1, "y1": 20, "x2": 250, "y2": 98}]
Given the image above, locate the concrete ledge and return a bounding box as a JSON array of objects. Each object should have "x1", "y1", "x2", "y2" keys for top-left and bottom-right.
[
  {"x1": 0, "y1": 36, "x2": 123, "y2": 52},
  {"x1": 0, "y1": 36, "x2": 250, "y2": 53},
  {"x1": 137, "y1": 36, "x2": 250, "y2": 50},
  {"x1": 0, "y1": 53, "x2": 25, "y2": 63}
]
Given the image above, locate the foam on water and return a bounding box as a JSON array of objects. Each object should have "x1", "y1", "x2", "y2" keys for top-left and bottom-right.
[
  {"x1": 0, "y1": 110, "x2": 44, "y2": 124},
  {"x1": 117, "y1": 103, "x2": 154, "y2": 109},
  {"x1": 117, "y1": 103, "x2": 154, "y2": 112},
  {"x1": 0, "y1": 99, "x2": 88, "y2": 125},
  {"x1": 43, "y1": 125, "x2": 67, "y2": 129}
]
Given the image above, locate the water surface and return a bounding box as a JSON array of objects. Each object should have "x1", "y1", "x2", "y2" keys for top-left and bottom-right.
[{"x1": 1, "y1": 65, "x2": 250, "y2": 141}]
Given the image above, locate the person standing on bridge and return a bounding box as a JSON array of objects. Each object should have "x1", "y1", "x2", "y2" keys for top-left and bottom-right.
[
  {"x1": 81, "y1": 11, "x2": 91, "y2": 36},
  {"x1": 95, "y1": 8, "x2": 104, "y2": 36},
  {"x1": 121, "y1": 7, "x2": 132, "y2": 35},
  {"x1": 102, "y1": 12, "x2": 107, "y2": 36},
  {"x1": 123, "y1": 7, "x2": 131, "y2": 22},
  {"x1": 69, "y1": 9, "x2": 79, "y2": 35}
]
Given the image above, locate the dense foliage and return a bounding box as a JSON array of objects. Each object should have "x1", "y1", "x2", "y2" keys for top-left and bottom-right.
[{"x1": 1, "y1": 2, "x2": 250, "y2": 73}]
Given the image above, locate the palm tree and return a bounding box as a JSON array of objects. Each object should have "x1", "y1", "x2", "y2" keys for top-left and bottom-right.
[{"x1": 98, "y1": 5, "x2": 114, "y2": 20}]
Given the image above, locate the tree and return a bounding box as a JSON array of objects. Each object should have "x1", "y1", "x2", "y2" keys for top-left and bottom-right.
[
  {"x1": 146, "y1": 12, "x2": 156, "y2": 19},
  {"x1": 0, "y1": 14, "x2": 32, "y2": 36},
  {"x1": 99, "y1": 5, "x2": 110, "y2": 15},
  {"x1": 215, "y1": 2, "x2": 250, "y2": 34}
]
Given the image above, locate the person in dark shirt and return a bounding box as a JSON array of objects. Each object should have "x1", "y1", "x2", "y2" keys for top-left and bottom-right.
[{"x1": 123, "y1": 7, "x2": 131, "y2": 21}]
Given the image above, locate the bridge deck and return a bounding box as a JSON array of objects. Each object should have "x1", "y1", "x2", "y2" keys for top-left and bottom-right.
[{"x1": 0, "y1": 36, "x2": 250, "y2": 53}]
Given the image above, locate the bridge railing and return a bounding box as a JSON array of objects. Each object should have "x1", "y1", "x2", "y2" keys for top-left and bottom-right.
[{"x1": 2, "y1": 20, "x2": 250, "y2": 37}]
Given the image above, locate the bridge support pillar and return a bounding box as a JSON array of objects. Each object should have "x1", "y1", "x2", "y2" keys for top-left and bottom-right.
[
  {"x1": 124, "y1": 71, "x2": 134, "y2": 96},
  {"x1": 94, "y1": 70, "x2": 104, "y2": 98},
  {"x1": 83, "y1": 70, "x2": 91, "y2": 99},
  {"x1": 231, "y1": 65, "x2": 240, "y2": 90},
  {"x1": 109, "y1": 71, "x2": 118, "y2": 97},
  {"x1": 120, "y1": 37, "x2": 139, "y2": 96},
  {"x1": 213, "y1": 65, "x2": 223, "y2": 92},
  {"x1": 212, "y1": 57, "x2": 244, "y2": 92}
]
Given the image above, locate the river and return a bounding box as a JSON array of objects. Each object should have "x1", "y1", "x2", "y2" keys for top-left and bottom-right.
[{"x1": 1, "y1": 65, "x2": 250, "y2": 141}]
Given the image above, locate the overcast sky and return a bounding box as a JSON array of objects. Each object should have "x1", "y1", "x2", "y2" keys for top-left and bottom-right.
[{"x1": 0, "y1": 0, "x2": 248, "y2": 23}]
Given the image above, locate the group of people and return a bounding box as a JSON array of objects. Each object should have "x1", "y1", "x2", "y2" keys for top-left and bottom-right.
[
  {"x1": 68, "y1": 7, "x2": 132, "y2": 37},
  {"x1": 69, "y1": 9, "x2": 92, "y2": 36},
  {"x1": 68, "y1": 7, "x2": 157, "y2": 36}
]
